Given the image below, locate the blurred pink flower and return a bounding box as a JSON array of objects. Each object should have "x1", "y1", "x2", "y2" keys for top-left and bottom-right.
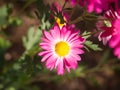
[
  {"x1": 38, "y1": 24, "x2": 85, "y2": 75},
  {"x1": 87, "y1": 0, "x2": 103, "y2": 13},
  {"x1": 109, "y1": 18, "x2": 120, "y2": 59},
  {"x1": 66, "y1": 0, "x2": 85, "y2": 7},
  {"x1": 99, "y1": 9, "x2": 117, "y2": 45},
  {"x1": 99, "y1": 9, "x2": 120, "y2": 59},
  {"x1": 87, "y1": 0, "x2": 119, "y2": 13},
  {"x1": 66, "y1": 0, "x2": 119, "y2": 13}
]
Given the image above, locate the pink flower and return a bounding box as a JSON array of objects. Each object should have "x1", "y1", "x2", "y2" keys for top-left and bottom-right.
[
  {"x1": 99, "y1": 9, "x2": 117, "y2": 45},
  {"x1": 67, "y1": 0, "x2": 118, "y2": 13},
  {"x1": 66, "y1": 0, "x2": 85, "y2": 7},
  {"x1": 99, "y1": 9, "x2": 120, "y2": 59},
  {"x1": 38, "y1": 24, "x2": 85, "y2": 75},
  {"x1": 87, "y1": 0, "x2": 103, "y2": 13},
  {"x1": 87, "y1": 0, "x2": 119, "y2": 13},
  {"x1": 109, "y1": 19, "x2": 120, "y2": 59}
]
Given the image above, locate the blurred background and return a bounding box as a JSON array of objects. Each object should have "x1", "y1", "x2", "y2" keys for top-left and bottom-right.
[{"x1": 0, "y1": 0, "x2": 120, "y2": 90}]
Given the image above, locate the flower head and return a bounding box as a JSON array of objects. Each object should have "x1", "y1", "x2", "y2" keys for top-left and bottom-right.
[
  {"x1": 109, "y1": 18, "x2": 120, "y2": 59},
  {"x1": 99, "y1": 9, "x2": 120, "y2": 59},
  {"x1": 98, "y1": 9, "x2": 117, "y2": 45},
  {"x1": 67, "y1": 0, "x2": 119, "y2": 13},
  {"x1": 38, "y1": 24, "x2": 85, "y2": 75}
]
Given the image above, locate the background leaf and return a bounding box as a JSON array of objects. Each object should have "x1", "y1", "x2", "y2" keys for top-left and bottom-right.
[{"x1": 84, "y1": 40, "x2": 102, "y2": 51}]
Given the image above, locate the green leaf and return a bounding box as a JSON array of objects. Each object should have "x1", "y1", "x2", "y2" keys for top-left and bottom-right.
[
  {"x1": 82, "y1": 31, "x2": 91, "y2": 39},
  {"x1": 22, "y1": 27, "x2": 41, "y2": 51},
  {"x1": 84, "y1": 40, "x2": 102, "y2": 51},
  {"x1": 0, "y1": 5, "x2": 8, "y2": 26},
  {"x1": 0, "y1": 4, "x2": 13, "y2": 29},
  {"x1": 0, "y1": 37, "x2": 11, "y2": 53},
  {"x1": 75, "y1": 65, "x2": 86, "y2": 77},
  {"x1": 8, "y1": 17, "x2": 22, "y2": 26},
  {"x1": 39, "y1": 14, "x2": 51, "y2": 30},
  {"x1": 0, "y1": 37, "x2": 11, "y2": 68}
]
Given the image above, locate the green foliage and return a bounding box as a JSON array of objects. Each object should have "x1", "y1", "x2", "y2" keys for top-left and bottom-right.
[
  {"x1": 8, "y1": 17, "x2": 22, "y2": 26},
  {"x1": 36, "y1": 0, "x2": 50, "y2": 19},
  {"x1": 22, "y1": 27, "x2": 41, "y2": 51},
  {"x1": 82, "y1": 31, "x2": 102, "y2": 52},
  {"x1": 0, "y1": 4, "x2": 22, "y2": 30},
  {"x1": 0, "y1": 40, "x2": 41, "y2": 90},
  {"x1": 82, "y1": 31, "x2": 91, "y2": 39},
  {"x1": 0, "y1": 5, "x2": 9, "y2": 28},
  {"x1": 35, "y1": 0, "x2": 51, "y2": 30},
  {"x1": 0, "y1": 37, "x2": 11, "y2": 52},
  {"x1": 70, "y1": 65, "x2": 86, "y2": 78},
  {"x1": 84, "y1": 40, "x2": 102, "y2": 51},
  {"x1": 0, "y1": 37, "x2": 11, "y2": 68},
  {"x1": 39, "y1": 14, "x2": 51, "y2": 30}
]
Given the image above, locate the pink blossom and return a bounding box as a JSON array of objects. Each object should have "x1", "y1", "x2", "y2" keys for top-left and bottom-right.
[
  {"x1": 99, "y1": 9, "x2": 120, "y2": 59},
  {"x1": 66, "y1": 0, "x2": 119, "y2": 13},
  {"x1": 38, "y1": 24, "x2": 85, "y2": 75},
  {"x1": 109, "y1": 19, "x2": 120, "y2": 59}
]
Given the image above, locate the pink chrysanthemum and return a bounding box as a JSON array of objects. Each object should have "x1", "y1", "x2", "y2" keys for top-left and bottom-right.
[
  {"x1": 109, "y1": 18, "x2": 120, "y2": 58},
  {"x1": 87, "y1": 0, "x2": 118, "y2": 13},
  {"x1": 38, "y1": 24, "x2": 85, "y2": 75},
  {"x1": 99, "y1": 9, "x2": 120, "y2": 59},
  {"x1": 99, "y1": 9, "x2": 117, "y2": 45},
  {"x1": 66, "y1": 0, "x2": 118, "y2": 13}
]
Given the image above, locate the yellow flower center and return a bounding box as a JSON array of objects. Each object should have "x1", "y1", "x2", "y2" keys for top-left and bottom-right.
[
  {"x1": 55, "y1": 41, "x2": 70, "y2": 57},
  {"x1": 55, "y1": 17, "x2": 66, "y2": 28}
]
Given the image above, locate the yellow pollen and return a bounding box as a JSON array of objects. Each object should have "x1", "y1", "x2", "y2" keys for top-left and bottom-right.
[
  {"x1": 55, "y1": 41, "x2": 70, "y2": 57},
  {"x1": 55, "y1": 17, "x2": 66, "y2": 28}
]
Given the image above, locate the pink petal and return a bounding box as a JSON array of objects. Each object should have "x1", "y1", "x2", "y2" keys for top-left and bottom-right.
[
  {"x1": 57, "y1": 59, "x2": 64, "y2": 75},
  {"x1": 114, "y1": 47, "x2": 120, "y2": 56},
  {"x1": 71, "y1": 48, "x2": 84, "y2": 54},
  {"x1": 40, "y1": 44, "x2": 51, "y2": 50},
  {"x1": 65, "y1": 57, "x2": 78, "y2": 70},
  {"x1": 41, "y1": 52, "x2": 53, "y2": 62},
  {"x1": 62, "y1": 30, "x2": 71, "y2": 41},
  {"x1": 52, "y1": 24, "x2": 60, "y2": 38},
  {"x1": 70, "y1": 53, "x2": 81, "y2": 61},
  {"x1": 87, "y1": 3, "x2": 94, "y2": 13},
  {"x1": 43, "y1": 31, "x2": 54, "y2": 41},
  {"x1": 70, "y1": 39, "x2": 82, "y2": 45},
  {"x1": 95, "y1": 7, "x2": 102, "y2": 13},
  {"x1": 38, "y1": 51, "x2": 51, "y2": 56},
  {"x1": 71, "y1": 44, "x2": 83, "y2": 48},
  {"x1": 69, "y1": 36, "x2": 79, "y2": 43},
  {"x1": 109, "y1": 35, "x2": 120, "y2": 48},
  {"x1": 66, "y1": 32, "x2": 78, "y2": 42},
  {"x1": 41, "y1": 37, "x2": 50, "y2": 43},
  {"x1": 46, "y1": 55, "x2": 57, "y2": 69},
  {"x1": 60, "y1": 26, "x2": 67, "y2": 40}
]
